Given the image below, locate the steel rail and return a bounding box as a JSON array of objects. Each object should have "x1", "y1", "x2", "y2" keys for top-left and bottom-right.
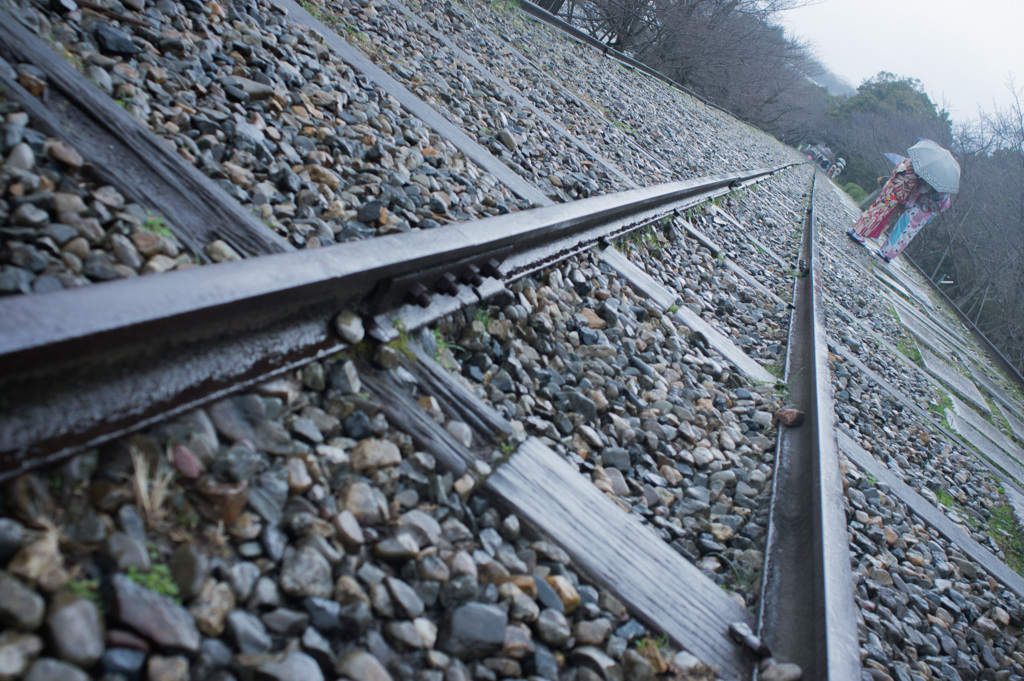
[
  {"x1": 904, "y1": 255, "x2": 1024, "y2": 397},
  {"x1": 0, "y1": 164, "x2": 796, "y2": 480},
  {"x1": 758, "y1": 176, "x2": 861, "y2": 679}
]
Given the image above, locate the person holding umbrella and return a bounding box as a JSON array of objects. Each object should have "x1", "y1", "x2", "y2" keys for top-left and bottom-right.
[{"x1": 847, "y1": 140, "x2": 959, "y2": 262}]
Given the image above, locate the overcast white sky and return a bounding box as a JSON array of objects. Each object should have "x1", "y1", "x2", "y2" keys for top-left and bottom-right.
[{"x1": 775, "y1": 0, "x2": 1024, "y2": 121}]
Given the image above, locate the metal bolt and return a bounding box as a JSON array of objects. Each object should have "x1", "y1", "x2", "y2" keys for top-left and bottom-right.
[
  {"x1": 461, "y1": 264, "x2": 483, "y2": 287},
  {"x1": 436, "y1": 272, "x2": 459, "y2": 296},
  {"x1": 481, "y1": 258, "x2": 502, "y2": 279},
  {"x1": 407, "y1": 282, "x2": 431, "y2": 308}
]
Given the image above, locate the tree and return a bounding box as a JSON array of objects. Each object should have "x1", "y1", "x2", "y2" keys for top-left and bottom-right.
[
  {"x1": 824, "y1": 73, "x2": 953, "y2": 193},
  {"x1": 910, "y1": 83, "x2": 1024, "y2": 369},
  {"x1": 554, "y1": 0, "x2": 824, "y2": 135}
]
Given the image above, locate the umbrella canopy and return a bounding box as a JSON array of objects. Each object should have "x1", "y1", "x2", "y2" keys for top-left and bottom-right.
[{"x1": 907, "y1": 140, "x2": 960, "y2": 193}]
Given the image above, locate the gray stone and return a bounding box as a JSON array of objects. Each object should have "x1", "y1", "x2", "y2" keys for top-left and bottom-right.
[
  {"x1": 601, "y1": 447, "x2": 631, "y2": 471},
  {"x1": 228, "y1": 562, "x2": 261, "y2": 600},
  {"x1": 280, "y1": 544, "x2": 333, "y2": 599},
  {"x1": 759, "y1": 662, "x2": 803, "y2": 681},
  {"x1": 384, "y1": 619, "x2": 436, "y2": 650},
  {"x1": 46, "y1": 594, "x2": 104, "y2": 666},
  {"x1": 260, "y1": 608, "x2": 309, "y2": 636},
  {"x1": 573, "y1": 618, "x2": 613, "y2": 646},
  {"x1": 208, "y1": 395, "x2": 294, "y2": 455},
  {"x1": 385, "y1": 577, "x2": 425, "y2": 619},
  {"x1": 146, "y1": 655, "x2": 189, "y2": 681},
  {"x1": 257, "y1": 651, "x2": 325, "y2": 681},
  {"x1": 373, "y1": 534, "x2": 420, "y2": 561},
  {"x1": 334, "y1": 650, "x2": 393, "y2": 681},
  {"x1": 94, "y1": 24, "x2": 139, "y2": 56},
  {"x1": 100, "y1": 647, "x2": 145, "y2": 678},
  {"x1": 169, "y1": 545, "x2": 208, "y2": 602},
  {"x1": 329, "y1": 360, "x2": 362, "y2": 394},
  {"x1": 570, "y1": 646, "x2": 623, "y2": 681},
  {"x1": 333, "y1": 510, "x2": 365, "y2": 549},
  {"x1": 0, "y1": 632, "x2": 43, "y2": 679},
  {"x1": 0, "y1": 520, "x2": 24, "y2": 562},
  {"x1": 103, "y1": 532, "x2": 151, "y2": 572},
  {"x1": 66, "y1": 509, "x2": 108, "y2": 544},
  {"x1": 397, "y1": 509, "x2": 441, "y2": 547},
  {"x1": 192, "y1": 639, "x2": 232, "y2": 681},
  {"x1": 291, "y1": 417, "x2": 324, "y2": 444},
  {"x1": 534, "y1": 577, "x2": 564, "y2": 613},
  {"x1": 111, "y1": 574, "x2": 199, "y2": 652},
  {"x1": 351, "y1": 438, "x2": 402, "y2": 472},
  {"x1": 4, "y1": 143, "x2": 34, "y2": 170},
  {"x1": 567, "y1": 391, "x2": 598, "y2": 422},
  {"x1": 619, "y1": 649, "x2": 653, "y2": 681},
  {"x1": 342, "y1": 481, "x2": 389, "y2": 524},
  {"x1": 226, "y1": 610, "x2": 272, "y2": 654},
  {"x1": 260, "y1": 523, "x2": 288, "y2": 562},
  {"x1": 536, "y1": 608, "x2": 571, "y2": 647},
  {"x1": 0, "y1": 571, "x2": 44, "y2": 630},
  {"x1": 248, "y1": 577, "x2": 282, "y2": 610},
  {"x1": 438, "y1": 602, "x2": 508, "y2": 658},
  {"x1": 23, "y1": 658, "x2": 89, "y2": 681},
  {"x1": 333, "y1": 312, "x2": 365, "y2": 345}
]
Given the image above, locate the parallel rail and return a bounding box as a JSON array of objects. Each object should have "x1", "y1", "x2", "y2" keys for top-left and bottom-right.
[
  {"x1": 3, "y1": 161, "x2": 863, "y2": 679},
  {"x1": 0, "y1": 164, "x2": 794, "y2": 480},
  {"x1": 759, "y1": 176, "x2": 861, "y2": 679}
]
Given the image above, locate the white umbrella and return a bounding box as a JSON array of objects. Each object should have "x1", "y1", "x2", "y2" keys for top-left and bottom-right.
[{"x1": 907, "y1": 140, "x2": 960, "y2": 193}]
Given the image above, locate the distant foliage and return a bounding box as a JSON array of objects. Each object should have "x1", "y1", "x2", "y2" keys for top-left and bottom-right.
[
  {"x1": 553, "y1": 0, "x2": 824, "y2": 136},
  {"x1": 910, "y1": 88, "x2": 1024, "y2": 371},
  {"x1": 825, "y1": 73, "x2": 953, "y2": 192},
  {"x1": 842, "y1": 183, "x2": 867, "y2": 204}
]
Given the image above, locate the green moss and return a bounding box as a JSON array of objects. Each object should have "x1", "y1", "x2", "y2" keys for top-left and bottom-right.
[
  {"x1": 388, "y1": 319, "x2": 415, "y2": 359},
  {"x1": 472, "y1": 308, "x2": 492, "y2": 327},
  {"x1": 342, "y1": 25, "x2": 370, "y2": 45},
  {"x1": 142, "y1": 215, "x2": 173, "y2": 238},
  {"x1": 928, "y1": 389, "x2": 953, "y2": 422},
  {"x1": 433, "y1": 329, "x2": 463, "y2": 368},
  {"x1": 67, "y1": 578, "x2": 101, "y2": 606},
  {"x1": 634, "y1": 634, "x2": 671, "y2": 653},
  {"x1": 934, "y1": 488, "x2": 954, "y2": 507},
  {"x1": 488, "y1": 0, "x2": 519, "y2": 12},
  {"x1": 612, "y1": 119, "x2": 636, "y2": 136},
  {"x1": 842, "y1": 183, "x2": 868, "y2": 203},
  {"x1": 126, "y1": 564, "x2": 180, "y2": 603},
  {"x1": 896, "y1": 338, "x2": 922, "y2": 366},
  {"x1": 988, "y1": 504, "x2": 1024, "y2": 575}
]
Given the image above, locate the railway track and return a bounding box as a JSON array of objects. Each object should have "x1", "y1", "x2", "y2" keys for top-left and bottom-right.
[{"x1": 2, "y1": 1, "x2": 1024, "y2": 680}]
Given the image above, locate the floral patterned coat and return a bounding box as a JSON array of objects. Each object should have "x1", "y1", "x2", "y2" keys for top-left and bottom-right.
[{"x1": 853, "y1": 159, "x2": 922, "y2": 239}]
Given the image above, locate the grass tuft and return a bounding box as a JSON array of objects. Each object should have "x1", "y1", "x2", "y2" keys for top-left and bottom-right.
[{"x1": 127, "y1": 564, "x2": 180, "y2": 602}]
